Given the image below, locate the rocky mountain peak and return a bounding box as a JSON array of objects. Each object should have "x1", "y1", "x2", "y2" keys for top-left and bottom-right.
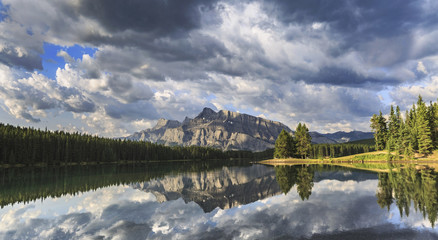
[
  {"x1": 182, "y1": 117, "x2": 192, "y2": 125},
  {"x1": 195, "y1": 107, "x2": 219, "y2": 120},
  {"x1": 218, "y1": 109, "x2": 241, "y2": 119},
  {"x1": 153, "y1": 118, "x2": 181, "y2": 130},
  {"x1": 124, "y1": 107, "x2": 371, "y2": 151}
]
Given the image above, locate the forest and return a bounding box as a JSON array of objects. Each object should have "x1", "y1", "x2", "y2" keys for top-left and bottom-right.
[
  {"x1": 308, "y1": 143, "x2": 374, "y2": 159},
  {"x1": 370, "y1": 95, "x2": 438, "y2": 158},
  {"x1": 0, "y1": 123, "x2": 272, "y2": 166}
]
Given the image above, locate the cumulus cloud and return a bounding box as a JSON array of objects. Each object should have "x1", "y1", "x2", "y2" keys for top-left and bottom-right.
[
  {"x1": 1, "y1": 0, "x2": 438, "y2": 135},
  {"x1": 0, "y1": 64, "x2": 95, "y2": 122},
  {"x1": 417, "y1": 61, "x2": 428, "y2": 74},
  {"x1": 390, "y1": 76, "x2": 438, "y2": 109}
]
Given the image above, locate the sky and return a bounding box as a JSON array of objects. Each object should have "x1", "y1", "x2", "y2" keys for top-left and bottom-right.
[{"x1": 0, "y1": 0, "x2": 438, "y2": 137}]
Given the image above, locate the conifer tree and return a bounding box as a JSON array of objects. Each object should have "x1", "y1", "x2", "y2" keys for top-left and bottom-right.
[
  {"x1": 417, "y1": 96, "x2": 433, "y2": 155},
  {"x1": 274, "y1": 130, "x2": 295, "y2": 159},
  {"x1": 295, "y1": 123, "x2": 311, "y2": 159},
  {"x1": 429, "y1": 101, "x2": 438, "y2": 148},
  {"x1": 370, "y1": 111, "x2": 387, "y2": 150}
]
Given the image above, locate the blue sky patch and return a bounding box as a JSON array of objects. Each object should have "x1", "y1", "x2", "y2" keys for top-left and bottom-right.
[
  {"x1": 40, "y1": 43, "x2": 97, "y2": 79},
  {"x1": 0, "y1": 1, "x2": 9, "y2": 22}
]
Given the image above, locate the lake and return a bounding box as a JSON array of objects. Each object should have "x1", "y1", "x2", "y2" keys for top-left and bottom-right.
[{"x1": 1, "y1": 161, "x2": 438, "y2": 239}]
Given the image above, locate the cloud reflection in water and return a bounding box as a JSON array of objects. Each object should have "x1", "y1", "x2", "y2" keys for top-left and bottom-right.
[{"x1": 1, "y1": 177, "x2": 438, "y2": 239}]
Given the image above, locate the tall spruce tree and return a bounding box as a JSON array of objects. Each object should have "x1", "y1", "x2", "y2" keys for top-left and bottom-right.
[
  {"x1": 295, "y1": 123, "x2": 311, "y2": 159},
  {"x1": 387, "y1": 105, "x2": 401, "y2": 152},
  {"x1": 409, "y1": 105, "x2": 419, "y2": 150},
  {"x1": 416, "y1": 96, "x2": 433, "y2": 155},
  {"x1": 274, "y1": 130, "x2": 296, "y2": 159},
  {"x1": 429, "y1": 101, "x2": 438, "y2": 148},
  {"x1": 370, "y1": 111, "x2": 388, "y2": 150}
]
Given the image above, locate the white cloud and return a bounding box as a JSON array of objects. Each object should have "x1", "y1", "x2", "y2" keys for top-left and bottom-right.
[
  {"x1": 1, "y1": 0, "x2": 438, "y2": 136},
  {"x1": 417, "y1": 61, "x2": 428, "y2": 74},
  {"x1": 312, "y1": 22, "x2": 325, "y2": 30},
  {"x1": 390, "y1": 76, "x2": 438, "y2": 109}
]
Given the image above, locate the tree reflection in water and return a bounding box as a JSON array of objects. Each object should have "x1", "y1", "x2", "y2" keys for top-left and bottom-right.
[
  {"x1": 274, "y1": 165, "x2": 314, "y2": 200},
  {"x1": 276, "y1": 164, "x2": 438, "y2": 228},
  {"x1": 376, "y1": 166, "x2": 438, "y2": 227}
]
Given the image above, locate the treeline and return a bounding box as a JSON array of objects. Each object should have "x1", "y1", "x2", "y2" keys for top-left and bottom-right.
[
  {"x1": 0, "y1": 123, "x2": 272, "y2": 166},
  {"x1": 370, "y1": 95, "x2": 438, "y2": 158},
  {"x1": 309, "y1": 143, "x2": 375, "y2": 159}
]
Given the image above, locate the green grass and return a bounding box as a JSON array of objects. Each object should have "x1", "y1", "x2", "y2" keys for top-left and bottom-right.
[{"x1": 351, "y1": 153, "x2": 392, "y2": 161}]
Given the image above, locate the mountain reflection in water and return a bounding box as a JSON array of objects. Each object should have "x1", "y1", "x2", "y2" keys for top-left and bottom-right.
[{"x1": 1, "y1": 162, "x2": 438, "y2": 239}]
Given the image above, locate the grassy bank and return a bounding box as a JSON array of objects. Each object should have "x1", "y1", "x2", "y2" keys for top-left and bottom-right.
[{"x1": 259, "y1": 151, "x2": 438, "y2": 165}]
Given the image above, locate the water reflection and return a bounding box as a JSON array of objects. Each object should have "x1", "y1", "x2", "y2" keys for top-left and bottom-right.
[
  {"x1": 376, "y1": 166, "x2": 438, "y2": 227},
  {"x1": 275, "y1": 165, "x2": 377, "y2": 200},
  {"x1": 132, "y1": 164, "x2": 280, "y2": 212},
  {"x1": 275, "y1": 165, "x2": 314, "y2": 200},
  {"x1": 1, "y1": 162, "x2": 438, "y2": 239},
  {"x1": 0, "y1": 160, "x2": 251, "y2": 208}
]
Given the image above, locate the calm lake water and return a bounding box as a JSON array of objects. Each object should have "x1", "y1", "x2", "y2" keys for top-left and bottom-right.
[{"x1": 1, "y1": 161, "x2": 438, "y2": 239}]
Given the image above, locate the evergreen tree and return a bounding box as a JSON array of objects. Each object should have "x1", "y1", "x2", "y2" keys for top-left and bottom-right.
[
  {"x1": 429, "y1": 101, "x2": 438, "y2": 148},
  {"x1": 295, "y1": 123, "x2": 312, "y2": 159},
  {"x1": 417, "y1": 96, "x2": 433, "y2": 155},
  {"x1": 274, "y1": 130, "x2": 295, "y2": 159},
  {"x1": 371, "y1": 95, "x2": 438, "y2": 159},
  {"x1": 400, "y1": 118, "x2": 414, "y2": 160},
  {"x1": 370, "y1": 111, "x2": 387, "y2": 150}
]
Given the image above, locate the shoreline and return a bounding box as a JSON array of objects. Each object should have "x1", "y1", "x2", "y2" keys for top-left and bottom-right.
[
  {"x1": 259, "y1": 158, "x2": 438, "y2": 173},
  {"x1": 259, "y1": 158, "x2": 438, "y2": 165}
]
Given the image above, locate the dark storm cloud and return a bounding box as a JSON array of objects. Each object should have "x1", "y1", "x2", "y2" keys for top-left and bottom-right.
[
  {"x1": 268, "y1": 0, "x2": 423, "y2": 38},
  {"x1": 306, "y1": 67, "x2": 399, "y2": 87},
  {"x1": 0, "y1": 47, "x2": 42, "y2": 71},
  {"x1": 77, "y1": 0, "x2": 218, "y2": 37},
  {"x1": 104, "y1": 101, "x2": 158, "y2": 120},
  {"x1": 1, "y1": 0, "x2": 438, "y2": 134},
  {"x1": 265, "y1": 0, "x2": 438, "y2": 68}
]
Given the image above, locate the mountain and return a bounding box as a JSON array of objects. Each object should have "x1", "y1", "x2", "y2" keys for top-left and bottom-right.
[
  {"x1": 126, "y1": 107, "x2": 300, "y2": 151},
  {"x1": 125, "y1": 108, "x2": 373, "y2": 151},
  {"x1": 320, "y1": 131, "x2": 374, "y2": 143}
]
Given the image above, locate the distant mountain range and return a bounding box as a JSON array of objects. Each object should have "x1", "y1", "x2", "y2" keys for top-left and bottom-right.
[
  {"x1": 319, "y1": 131, "x2": 374, "y2": 143},
  {"x1": 124, "y1": 108, "x2": 373, "y2": 151}
]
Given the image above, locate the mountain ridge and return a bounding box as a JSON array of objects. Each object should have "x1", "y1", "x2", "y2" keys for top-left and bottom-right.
[
  {"x1": 125, "y1": 108, "x2": 372, "y2": 151},
  {"x1": 320, "y1": 131, "x2": 374, "y2": 143}
]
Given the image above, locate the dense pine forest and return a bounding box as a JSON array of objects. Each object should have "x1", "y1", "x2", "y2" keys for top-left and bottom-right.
[
  {"x1": 370, "y1": 95, "x2": 438, "y2": 159},
  {"x1": 309, "y1": 142, "x2": 374, "y2": 159},
  {"x1": 0, "y1": 123, "x2": 272, "y2": 166}
]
